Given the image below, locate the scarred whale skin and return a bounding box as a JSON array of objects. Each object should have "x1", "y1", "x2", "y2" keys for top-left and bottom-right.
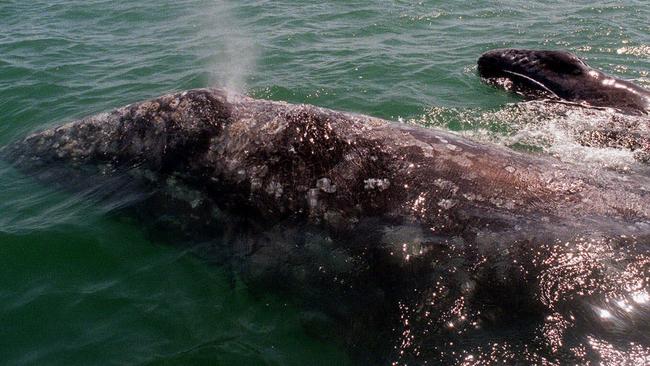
[
  {"x1": 4, "y1": 88, "x2": 650, "y2": 364},
  {"x1": 478, "y1": 48, "x2": 650, "y2": 115}
]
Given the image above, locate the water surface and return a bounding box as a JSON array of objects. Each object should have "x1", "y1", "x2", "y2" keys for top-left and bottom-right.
[{"x1": 1, "y1": 1, "x2": 649, "y2": 364}]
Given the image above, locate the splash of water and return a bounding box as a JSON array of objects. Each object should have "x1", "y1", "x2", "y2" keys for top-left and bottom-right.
[{"x1": 414, "y1": 101, "x2": 650, "y2": 175}]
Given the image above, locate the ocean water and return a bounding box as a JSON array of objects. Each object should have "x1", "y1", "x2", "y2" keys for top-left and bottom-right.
[{"x1": 0, "y1": 1, "x2": 648, "y2": 365}]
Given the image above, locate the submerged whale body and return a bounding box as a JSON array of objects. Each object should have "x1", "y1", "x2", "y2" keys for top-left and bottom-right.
[
  {"x1": 478, "y1": 48, "x2": 650, "y2": 115},
  {"x1": 3, "y1": 88, "x2": 650, "y2": 364}
]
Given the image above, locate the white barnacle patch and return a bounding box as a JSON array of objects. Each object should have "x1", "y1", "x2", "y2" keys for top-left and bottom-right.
[
  {"x1": 433, "y1": 178, "x2": 459, "y2": 195},
  {"x1": 317, "y1": 177, "x2": 337, "y2": 193},
  {"x1": 266, "y1": 181, "x2": 283, "y2": 198},
  {"x1": 504, "y1": 200, "x2": 516, "y2": 209},
  {"x1": 250, "y1": 177, "x2": 262, "y2": 191},
  {"x1": 307, "y1": 188, "x2": 319, "y2": 210},
  {"x1": 437, "y1": 199, "x2": 457, "y2": 210},
  {"x1": 364, "y1": 178, "x2": 391, "y2": 191},
  {"x1": 546, "y1": 178, "x2": 586, "y2": 195},
  {"x1": 463, "y1": 192, "x2": 476, "y2": 201},
  {"x1": 237, "y1": 169, "x2": 247, "y2": 180},
  {"x1": 411, "y1": 192, "x2": 428, "y2": 215},
  {"x1": 446, "y1": 143, "x2": 459, "y2": 151},
  {"x1": 505, "y1": 166, "x2": 516, "y2": 174},
  {"x1": 489, "y1": 197, "x2": 505, "y2": 207},
  {"x1": 344, "y1": 152, "x2": 357, "y2": 161}
]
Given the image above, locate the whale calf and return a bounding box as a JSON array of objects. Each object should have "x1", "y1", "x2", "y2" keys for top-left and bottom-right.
[
  {"x1": 3, "y1": 88, "x2": 650, "y2": 364},
  {"x1": 477, "y1": 48, "x2": 650, "y2": 115}
]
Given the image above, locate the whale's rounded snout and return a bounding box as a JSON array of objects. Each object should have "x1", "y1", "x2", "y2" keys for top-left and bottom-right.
[{"x1": 477, "y1": 49, "x2": 518, "y2": 79}]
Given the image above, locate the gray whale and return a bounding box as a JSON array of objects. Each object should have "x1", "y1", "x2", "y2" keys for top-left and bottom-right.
[
  {"x1": 478, "y1": 48, "x2": 650, "y2": 115},
  {"x1": 3, "y1": 88, "x2": 650, "y2": 364}
]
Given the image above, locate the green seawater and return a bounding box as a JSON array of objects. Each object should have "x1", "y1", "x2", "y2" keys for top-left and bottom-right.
[{"x1": 0, "y1": 1, "x2": 648, "y2": 365}]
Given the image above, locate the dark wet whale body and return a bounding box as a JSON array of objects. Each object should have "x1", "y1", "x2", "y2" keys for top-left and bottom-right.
[
  {"x1": 3, "y1": 88, "x2": 650, "y2": 364},
  {"x1": 478, "y1": 48, "x2": 650, "y2": 115}
]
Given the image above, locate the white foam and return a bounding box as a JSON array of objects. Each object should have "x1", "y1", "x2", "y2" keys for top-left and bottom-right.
[{"x1": 415, "y1": 101, "x2": 649, "y2": 174}]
